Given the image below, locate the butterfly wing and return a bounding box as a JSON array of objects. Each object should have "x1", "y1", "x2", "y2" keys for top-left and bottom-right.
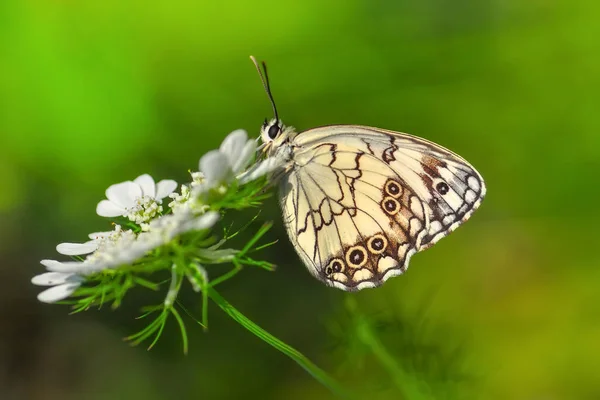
[
  {"x1": 293, "y1": 126, "x2": 486, "y2": 249},
  {"x1": 279, "y1": 125, "x2": 485, "y2": 291},
  {"x1": 279, "y1": 140, "x2": 429, "y2": 290}
]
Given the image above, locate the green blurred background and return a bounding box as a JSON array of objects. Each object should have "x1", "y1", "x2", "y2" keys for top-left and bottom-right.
[{"x1": 1, "y1": 0, "x2": 599, "y2": 399}]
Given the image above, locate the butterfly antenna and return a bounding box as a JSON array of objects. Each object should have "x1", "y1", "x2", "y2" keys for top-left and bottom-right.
[{"x1": 250, "y1": 55, "x2": 279, "y2": 124}]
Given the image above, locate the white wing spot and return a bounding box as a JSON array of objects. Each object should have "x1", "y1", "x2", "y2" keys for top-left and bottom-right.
[
  {"x1": 397, "y1": 243, "x2": 410, "y2": 259},
  {"x1": 465, "y1": 189, "x2": 476, "y2": 204},
  {"x1": 353, "y1": 268, "x2": 374, "y2": 281},
  {"x1": 331, "y1": 272, "x2": 348, "y2": 283},
  {"x1": 442, "y1": 214, "x2": 455, "y2": 226},
  {"x1": 377, "y1": 256, "x2": 398, "y2": 274},
  {"x1": 409, "y1": 218, "x2": 422, "y2": 237},
  {"x1": 355, "y1": 280, "x2": 377, "y2": 290},
  {"x1": 430, "y1": 220, "x2": 443, "y2": 234},
  {"x1": 467, "y1": 176, "x2": 480, "y2": 191},
  {"x1": 410, "y1": 196, "x2": 424, "y2": 218}
]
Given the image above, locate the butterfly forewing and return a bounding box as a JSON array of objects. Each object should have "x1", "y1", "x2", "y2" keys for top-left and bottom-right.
[
  {"x1": 278, "y1": 125, "x2": 486, "y2": 291},
  {"x1": 293, "y1": 126, "x2": 486, "y2": 249}
]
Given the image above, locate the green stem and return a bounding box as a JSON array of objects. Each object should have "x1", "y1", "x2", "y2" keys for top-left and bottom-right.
[{"x1": 207, "y1": 287, "x2": 354, "y2": 399}]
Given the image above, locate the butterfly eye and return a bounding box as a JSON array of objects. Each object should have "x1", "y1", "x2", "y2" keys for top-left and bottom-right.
[
  {"x1": 268, "y1": 124, "x2": 280, "y2": 139},
  {"x1": 269, "y1": 124, "x2": 280, "y2": 139}
]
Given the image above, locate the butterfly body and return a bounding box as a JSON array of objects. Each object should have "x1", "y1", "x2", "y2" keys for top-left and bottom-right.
[{"x1": 260, "y1": 120, "x2": 486, "y2": 292}]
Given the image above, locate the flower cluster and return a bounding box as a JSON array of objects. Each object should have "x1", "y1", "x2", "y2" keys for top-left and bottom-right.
[
  {"x1": 32, "y1": 126, "x2": 353, "y2": 395},
  {"x1": 32, "y1": 129, "x2": 281, "y2": 304}
]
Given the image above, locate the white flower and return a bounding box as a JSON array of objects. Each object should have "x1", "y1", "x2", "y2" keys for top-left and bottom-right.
[
  {"x1": 146, "y1": 210, "x2": 220, "y2": 241},
  {"x1": 55, "y1": 228, "x2": 121, "y2": 256},
  {"x1": 31, "y1": 272, "x2": 84, "y2": 303},
  {"x1": 41, "y1": 231, "x2": 151, "y2": 274},
  {"x1": 199, "y1": 129, "x2": 256, "y2": 187},
  {"x1": 40, "y1": 211, "x2": 220, "y2": 275},
  {"x1": 190, "y1": 172, "x2": 205, "y2": 187},
  {"x1": 168, "y1": 184, "x2": 192, "y2": 213},
  {"x1": 196, "y1": 128, "x2": 285, "y2": 187},
  {"x1": 167, "y1": 172, "x2": 207, "y2": 214},
  {"x1": 237, "y1": 151, "x2": 287, "y2": 184},
  {"x1": 34, "y1": 211, "x2": 219, "y2": 302},
  {"x1": 96, "y1": 174, "x2": 177, "y2": 226},
  {"x1": 219, "y1": 129, "x2": 257, "y2": 175}
]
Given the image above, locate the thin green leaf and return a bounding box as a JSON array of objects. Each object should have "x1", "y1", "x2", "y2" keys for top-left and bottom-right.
[
  {"x1": 133, "y1": 277, "x2": 161, "y2": 291},
  {"x1": 208, "y1": 287, "x2": 354, "y2": 399},
  {"x1": 126, "y1": 314, "x2": 165, "y2": 343},
  {"x1": 238, "y1": 222, "x2": 273, "y2": 256},
  {"x1": 209, "y1": 262, "x2": 243, "y2": 287},
  {"x1": 252, "y1": 239, "x2": 279, "y2": 252},
  {"x1": 225, "y1": 211, "x2": 262, "y2": 241},
  {"x1": 170, "y1": 307, "x2": 189, "y2": 354},
  {"x1": 147, "y1": 313, "x2": 168, "y2": 350},
  {"x1": 175, "y1": 300, "x2": 206, "y2": 329}
]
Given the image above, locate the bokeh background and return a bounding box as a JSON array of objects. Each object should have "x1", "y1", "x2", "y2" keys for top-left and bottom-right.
[{"x1": 1, "y1": 0, "x2": 599, "y2": 399}]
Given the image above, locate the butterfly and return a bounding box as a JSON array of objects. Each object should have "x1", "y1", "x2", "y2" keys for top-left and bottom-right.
[{"x1": 250, "y1": 57, "x2": 486, "y2": 291}]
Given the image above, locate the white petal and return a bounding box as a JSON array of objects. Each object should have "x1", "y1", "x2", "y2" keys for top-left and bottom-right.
[
  {"x1": 105, "y1": 181, "x2": 142, "y2": 209},
  {"x1": 41, "y1": 259, "x2": 89, "y2": 273},
  {"x1": 37, "y1": 283, "x2": 81, "y2": 303},
  {"x1": 96, "y1": 200, "x2": 125, "y2": 217},
  {"x1": 109, "y1": 237, "x2": 158, "y2": 267},
  {"x1": 180, "y1": 211, "x2": 220, "y2": 234},
  {"x1": 231, "y1": 140, "x2": 256, "y2": 174},
  {"x1": 189, "y1": 182, "x2": 210, "y2": 204},
  {"x1": 219, "y1": 129, "x2": 248, "y2": 166},
  {"x1": 199, "y1": 150, "x2": 232, "y2": 184},
  {"x1": 134, "y1": 174, "x2": 156, "y2": 198},
  {"x1": 32, "y1": 272, "x2": 83, "y2": 286},
  {"x1": 56, "y1": 241, "x2": 98, "y2": 255},
  {"x1": 193, "y1": 211, "x2": 220, "y2": 230},
  {"x1": 155, "y1": 179, "x2": 178, "y2": 200},
  {"x1": 41, "y1": 259, "x2": 65, "y2": 269},
  {"x1": 238, "y1": 155, "x2": 286, "y2": 184}
]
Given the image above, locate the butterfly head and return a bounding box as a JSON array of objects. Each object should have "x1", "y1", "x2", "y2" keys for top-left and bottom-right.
[{"x1": 260, "y1": 118, "x2": 296, "y2": 154}]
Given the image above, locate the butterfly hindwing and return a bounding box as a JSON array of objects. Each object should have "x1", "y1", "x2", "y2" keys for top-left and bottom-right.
[
  {"x1": 279, "y1": 135, "x2": 429, "y2": 290},
  {"x1": 279, "y1": 125, "x2": 486, "y2": 291}
]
